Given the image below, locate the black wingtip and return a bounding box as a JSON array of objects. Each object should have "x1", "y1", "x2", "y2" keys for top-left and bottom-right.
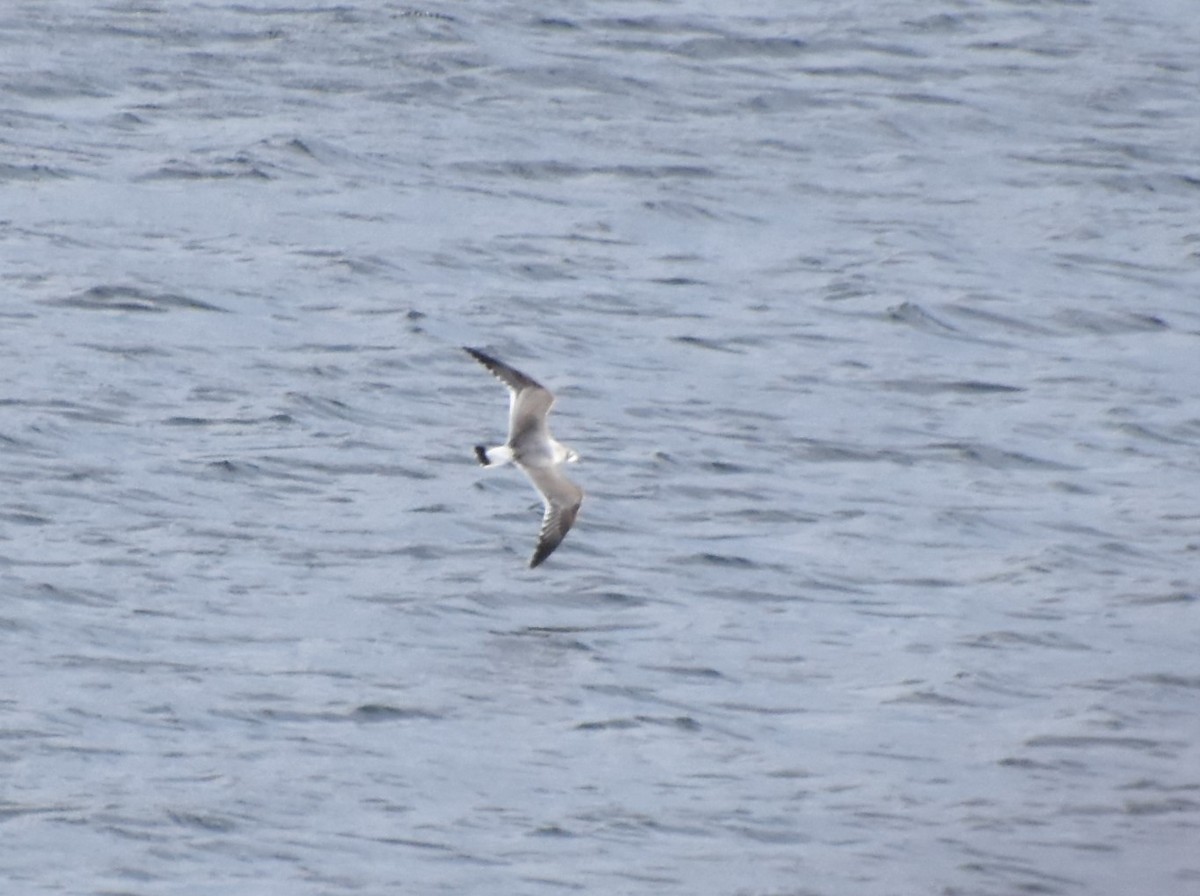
[
  {"x1": 528, "y1": 538, "x2": 560, "y2": 569},
  {"x1": 474, "y1": 445, "x2": 488, "y2": 466}
]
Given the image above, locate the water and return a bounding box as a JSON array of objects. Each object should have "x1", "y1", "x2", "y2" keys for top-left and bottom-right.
[{"x1": 3, "y1": 2, "x2": 1199, "y2": 893}]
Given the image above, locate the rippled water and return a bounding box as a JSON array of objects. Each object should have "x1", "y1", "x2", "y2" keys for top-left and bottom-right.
[{"x1": 3, "y1": 2, "x2": 1199, "y2": 894}]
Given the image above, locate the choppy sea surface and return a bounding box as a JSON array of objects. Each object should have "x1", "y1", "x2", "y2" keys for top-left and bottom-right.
[{"x1": 3, "y1": 2, "x2": 1199, "y2": 894}]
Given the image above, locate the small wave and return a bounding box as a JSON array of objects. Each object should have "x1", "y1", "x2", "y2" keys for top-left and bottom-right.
[
  {"x1": 50, "y1": 285, "x2": 227, "y2": 313},
  {"x1": 922, "y1": 441, "x2": 1076, "y2": 471},
  {"x1": 576, "y1": 715, "x2": 700, "y2": 732},
  {"x1": 880, "y1": 378, "x2": 1025, "y2": 394},
  {"x1": 137, "y1": 157, "x2": 273, "y2": 181},
  {"x1": 1025, "y1": 734, "x2": 1167, "y2": 751},
  {"x1": 0, "y1": 163, "x2": 73, "y2": 182}
]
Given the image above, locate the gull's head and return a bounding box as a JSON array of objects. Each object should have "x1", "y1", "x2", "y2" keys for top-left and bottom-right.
[{"x1": 556, "y1": 444, "x2": 581, "y2": 464}]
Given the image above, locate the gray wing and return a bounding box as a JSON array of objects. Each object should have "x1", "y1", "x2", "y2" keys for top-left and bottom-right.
[
  {"x1": 464, "y1": 347, "x2": 556, "y2": 444},
  {"x1": 520, "y1": 463, "x2": 584, "y2": 568},
  {"x1": 464, "y1": 347, "x2": 543, "y2": 391}
]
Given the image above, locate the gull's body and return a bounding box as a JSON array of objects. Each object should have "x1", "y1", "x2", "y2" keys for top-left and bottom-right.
[{"x1": 464, "y1": 347, "x2": 583, "y2": 568}]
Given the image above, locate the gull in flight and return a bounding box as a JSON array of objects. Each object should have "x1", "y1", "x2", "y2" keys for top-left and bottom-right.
[{"x1": 464, "y1": 347, "x2": 583, "y2": 568}]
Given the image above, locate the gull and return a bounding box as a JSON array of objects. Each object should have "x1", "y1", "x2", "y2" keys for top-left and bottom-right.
[{"x1": 464, "y1": 347, "x2": 583, "y2": 568}]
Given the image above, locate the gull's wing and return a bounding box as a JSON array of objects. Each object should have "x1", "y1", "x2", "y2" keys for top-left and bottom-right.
[
  {"x1": 464, "y1": 347, "x2": 555, "y2": 443},
  {"x1": 520, "y1": 463, "x2": 584, "y2": 568},
  {"x1": 464, "y1": 346, "x2": 542, "y2": 391}
]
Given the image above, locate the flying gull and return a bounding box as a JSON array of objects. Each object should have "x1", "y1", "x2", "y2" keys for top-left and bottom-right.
[{"x1": 464, "y1": 347, "x2": 583, "y2": 568}]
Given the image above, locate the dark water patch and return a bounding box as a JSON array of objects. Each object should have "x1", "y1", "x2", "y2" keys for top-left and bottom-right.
[
  {"x1": 695, "y1": 577, "x2": 814, "y2": 600},
  {"x1": 289, "y1": 250, "x2": 403, "y2": 276},
  {"x1": 1054, "y1": 249, "x2": 1179, "y2": 283},
  {"x1": 643, "y1": 665, "x2": 726, "y2": 681},
  {"x1": 715, "y1": 507, "x2": 819, "y2": 525},
  {"x1": 684, "y1": 552, "x2": 756, "y2": 569},
  {"x1": 967, "y1": 672, "x2": 1042, "y2": 700},
  {"x1": 0, "y1": 803, "x2": 67, "y2": 822},
  {"x1": 534, "y1": 16, "x2": 577, "y2": 29},
  {"x1": 881, "y1": 301, "x2": 1020, "y2": 345},
  {"x1": 451, "y1": 160, "x2": 716, "y2": 182},
  {"x1": 351, "y1": 704, "x2": 444, "y2": 723},
  {"x1": 1111, "y1": 422, "x2": 1195, "y2": 446},
  {"x1": 594, "y1": 16, "x2": 722, "y2": 37},
  {"x1": 0, "y1": 508, "x2": 51, "y2": 526},
  {"x1": 821, "y1": 275, "x2": 873, "y2": 301},
  {"x1": 723, "y1": 822, "x2": 806, "y2": 845},
  {"x1": 884, "y1": 689, "x2": 971, "y2": 707},
  {"x1": 1124, "y1": 588, "x2": 1195, "y2": 608},
  {"x1": 648, "y1": 276, "x2": 706, "y2": 286},
  {"x1": 528, "y1": 824, "x2": 576, "y2": 839},
  {"x1": 3, "y1": 71, "x2": 112, "y2": 100},
  {"x1": 1122, "y1": 797, "x2": 1200, "y2": 816},
  {"x1": 699, "y1": 459, "x2": 757, "y2": 474},
  {"x1": 641, "y1": 199, "x2": 723, "y2": 221},
  {"x1": 1135, "y1": 672, "x2": 1200, "y2": 689},
  {"x1": 1101, "y1": 172, "x2": 1200, "y2": 195},
  {"x1": 252, "y1": 705, "x2": 444, "y2": 725},
  {"x1": 318, "y1": 543, "x2": 447, "y2": 563},
  {"x1": 888, "y1": 577, "x2": 960, "y2": 589},
  {"x1": 21, "y1": 582, "x2": 115, "y2": 607},
  {"x1": 578, "y1": 589, "x2": 648, "y2": 608},
  {"x1": 0, "y1": 427, "x2": 53, "y2": 455},
  {"x1": 880, "y1": 378, "x2": 1025, "y2": 395},
  {"x1": 795, "y1": 437, "x2": 914, "y2": 465},
  {"x1": 1053, "y1": 307, "x2": 1172, "y2": 334},
  {"x1": 164, "y1": 414, "x2": 294, "y2": 427},
  {"x1": 200, "y1": 458, "x2": 318, "y2": 484},
  {"x1": 58, "y1": 654, "x2": 203, "y2": 675},
  {"x1": 494, "y1": 630, "x2": 594, "y2": 653},
  {"x1": 944, "y1": 301, "x2": 1061, "y2": 335},
  {"x1": 104, "y1": 110, "x2": 149, "y2": 130},
  {"x1": 363, "y1": 834, "x2": 456, "y2": 852},
  {"x1": 715, "y1": 702, "x2": 806, "y2": 717},
  {"x1": 80, "y1": 342, "x2": 171, "y2": 359},
  {"x1": 0, "y1": 615, "x2": 28, "y2": 633},
  {"x1": 963, "y1": 631, "x2": 1093, "y2": 651},
  {"x1": 885, "y1": 301, "x2": 963, "y2": 334},
  {"x1": 890, "y1": 90, "x2": 968, "y2": 107},
  {"x1": 136, "y1": 157, "x2": 262, "y2": 180},
  {"x1": 284, "y1": 392, "x2": 383, "y2": 425},
  {"x1": 957, "y1": 858, "x2": 1082, "y2": 895},
  {"x1": 921, "y1": 441, "x2": 1076, "y2": 471},
  {"x1": 672, "y1": 36, "x2": 807, "y2": 61},
  {"x1": 576, "y1": 715, "x2": 700, "y2": 732},
  {"x1": 1025, "y1": 735, "x2": 1169, "y2": 751},
  {"x1": 1038, "y1": 520, "x2": 1115, "y2": 540},
  {"x1": 49, "y1": 285, "x2": 227, "y2": 313},
  {"x1": 261, "y1": 455, "x2": 436, "y2": 481},
  {"x1": 1014, "y1": 150, "x2": 1130, "y2": 173},
  {"x1": 797, "y1": 63, "x2": 897, "y2": 82},
  {"x1": 0, "y1": 163, "x2": 74, "y2": 182},
  {"x1": 511, "y1": 260, "x2": 577, "y2": 281},
  {"x1": 167, "y1": 810, "x2": 239, "y2": 833},
  {"x1": 1050, "y1": 480, "x2": 1097, "y2": 495},
  {"x1": 504, "y1": 620, "x2": 648, "y2": 638},
  {"x1": 671, "y1": 335, "x2": 746, "y2": 353}
]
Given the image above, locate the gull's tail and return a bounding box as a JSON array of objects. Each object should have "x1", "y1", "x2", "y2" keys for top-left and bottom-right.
[{"x1": 475, "y1": 445, "x2": 514, "y2": 467}]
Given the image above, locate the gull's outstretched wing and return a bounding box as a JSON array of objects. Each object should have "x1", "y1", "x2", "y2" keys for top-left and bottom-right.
[
  {"x1": 520, "y1": 463, "x2": 584, "y2": 568},
  {"x1": 464, "y1": 346, "x2": 542, "y2": 391},
  {"x1": 464, "y1": 347, "x2": 555, "y2": 443}
]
